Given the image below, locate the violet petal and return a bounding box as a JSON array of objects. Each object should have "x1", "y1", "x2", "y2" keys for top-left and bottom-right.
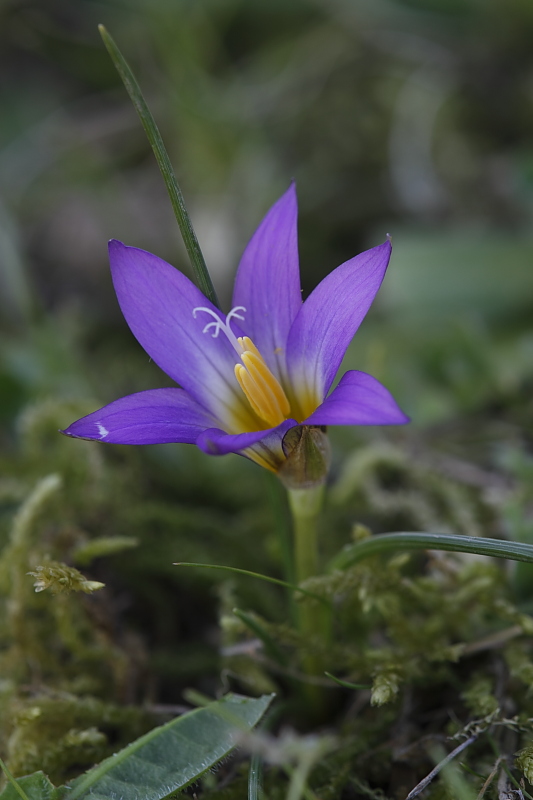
[
  {"x1": 304, "y1": 370, "x2": 409, "y2": 427},
  {"x1": 109, "y1": 240, "x2": 257, "y2": 430},
  {"x1": 197, "y1": 418, "x2": 297, "y2": 471},
  {"x1": 286, "y1": 240, "x2": 392, "y2": 410},
  {"x1": 61, "y1": 388, "x2": 216, "y2": 445},
  {"x1": 232, "y1": 184, "x2": 301, "y2": 382}
]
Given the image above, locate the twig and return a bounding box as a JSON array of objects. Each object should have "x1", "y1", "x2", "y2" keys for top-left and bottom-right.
[
  {"x1": 461, "y1": 625, "x2": 523, "y2": 657},
  {"x1": 498, "y1": 762, "x2": 530, "y2": 799},
  {"x1": 144, "y1": 703, "x2": 191, "y2": 716},
  {"x1": 476, "y1": 758, "x2": 502, "y2": 799},
  {"x1": 405, "y1": 734, "x2": 478, "y2": 799},
  {"x1": 487, "y1": 734, "x2": 533, "y2": 799}
]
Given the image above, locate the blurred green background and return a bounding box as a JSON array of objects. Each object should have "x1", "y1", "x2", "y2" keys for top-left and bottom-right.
[{"x1": 1, "y1": 0, "x2": 533, "y2": 721}]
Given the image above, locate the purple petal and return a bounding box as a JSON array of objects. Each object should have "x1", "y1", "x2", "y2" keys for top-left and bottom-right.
[
  {"x1": 197, "y1": 418, "x2": 297, "y2": 471},
  {"x1": 232, "y1": 184, "x2": 302, "y2": 382},
  {"x1": 109, "y1": 241, "x2": 257, "y2": 431},
  {"x1": 61, "y1": 388, "x2": 216, "y2": 445},
  {"x1": 304, "y1": 370, "x2": 409, "y2": 427},
  {"x1": 286, "y1": 240, "x2": 392, "y2": 413}
]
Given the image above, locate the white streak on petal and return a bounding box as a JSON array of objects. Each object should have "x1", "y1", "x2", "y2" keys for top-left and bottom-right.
[{"x1": 96, "y1": 422, "x2": 109, "y2": 439}]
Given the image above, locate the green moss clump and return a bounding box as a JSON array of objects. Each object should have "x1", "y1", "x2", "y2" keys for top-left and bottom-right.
[{"x1": 5, "y1": 694, "x2": 150, "y2": 785}]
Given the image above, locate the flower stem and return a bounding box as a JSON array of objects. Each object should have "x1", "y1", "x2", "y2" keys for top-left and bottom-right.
[
  {"x1": 287, "y1": 486, "x2": 330, "y2": 715},
  {"x1": 288, "y1": 486, "x2": 323, "y2": 586}
]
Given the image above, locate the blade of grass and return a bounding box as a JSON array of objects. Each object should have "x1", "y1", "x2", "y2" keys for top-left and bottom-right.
[
  {"x1": 265, "y1": 472, "x2": 296, "y2": 622},
  {"x1": 98, "y1": 25, "x2": 219, "y2": 308},
  {"x1": 324, "y1": 672, "x2": 370, "y2": 690},
  {"x1": 233, "y1": 607, "x2": 288, "y2": 666},
  {"x1": 248, "y1": 753, "x2": 263, "y2": 800},
  {"x1": 174, "y1": 562, "x2": 330, "y2": 606},
  {"x1": 329, "y1": 532, "x2": 533, "y2": 572},
  {"x1": 0, "y1": 757, "x2": 31, "y2": 800}
]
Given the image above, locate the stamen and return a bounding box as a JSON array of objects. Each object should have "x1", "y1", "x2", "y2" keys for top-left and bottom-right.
[
  {"x1": 237, "y1": 336, "x2": 261, "y2": 358},
  {"x1": 235, "y1": 346, "x2": 291, "y2": 427},
  {"x1": 241, "y1": 351, "x2": 290, "y2": 418}
]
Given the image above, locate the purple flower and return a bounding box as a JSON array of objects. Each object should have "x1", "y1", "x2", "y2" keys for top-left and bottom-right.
[{"x1": 62, "y1": 184, "x2": 408, "y2": 474}]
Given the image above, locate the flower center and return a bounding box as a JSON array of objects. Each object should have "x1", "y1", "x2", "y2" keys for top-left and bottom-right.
[{"x1": 193, "y1": 306, "x2": 291, "y2": 427}]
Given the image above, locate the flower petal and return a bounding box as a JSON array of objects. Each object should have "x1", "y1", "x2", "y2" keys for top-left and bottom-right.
[
  {"x1": 232, "y1": 184, "x2": 302, "y2": 382},
  {"x1": 61, "y1": 388, "x2": 216, "y2": 445},
  {"x1": 304, "y1": 370, "x2": 409, "y2": 427},
  {"x1": 197, "y1": 419, "x2": 297, "y2": 471},
  {"x1": 286, "y1": 240, "x2": 392, "y2": 415},
  {"x1": 109, "y1": 240, "x2": 257, "y2": 431}
]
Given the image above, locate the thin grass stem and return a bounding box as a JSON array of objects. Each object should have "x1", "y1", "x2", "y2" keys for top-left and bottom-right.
[
  {"x1": 98, "y1": 25, "x2": 219, "y2": 308},
  {"x1": 0, "y1": 757, "x2": 31, "y2": 800}
]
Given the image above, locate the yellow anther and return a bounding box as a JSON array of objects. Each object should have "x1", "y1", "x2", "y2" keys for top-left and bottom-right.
[
  {"x1": 234, "y1": 340, "x2": 291, "y2": 427},
  {"x1": 237, "y1": 336, "x2": 261, "y2": 358}
]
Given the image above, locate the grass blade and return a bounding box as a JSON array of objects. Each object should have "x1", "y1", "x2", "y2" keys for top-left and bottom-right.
[
  {"x1": 233, "y1": 607, "x2": 289, "y2": 666},
  {"x1": 175, "y1": 561, "x2": 330, "y2": 606},
  {"x1": 329, "y1": 532, "x2": 533, "y2": 572},
  {"x1": 98, "y1": 25, "x2": 219, "y2": 308},
  {"x1": 248, "y1": 753, "x2": 264, "y2": 800},
  {"x1": 324, "y1": 672, "x2": 370, "y2": 690},
  {"x1": 0, "y1": 758, "x2": 31, "y2": 800},
  {"x1": 0, "y1": 766, "x2": 56, "y2": 800}
]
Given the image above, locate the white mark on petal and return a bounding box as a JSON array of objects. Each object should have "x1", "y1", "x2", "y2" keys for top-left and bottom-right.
[{"x1": 96, "y1": 422, "x2": 109, "y2": 439}]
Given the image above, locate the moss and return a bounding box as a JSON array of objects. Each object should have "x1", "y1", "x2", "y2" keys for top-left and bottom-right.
[
  {"x1": 461, "y1": 675, "x2": 499, "y2": 717},
  {"x1": 2, "y1": 306, "x2": 533, "y2": 797},
  {"x1": 516, "y1": 745, "x2": 533, "y2": 786},
  {"x1": 5, "y1": 693, "x2": 151, "y2": 784}
]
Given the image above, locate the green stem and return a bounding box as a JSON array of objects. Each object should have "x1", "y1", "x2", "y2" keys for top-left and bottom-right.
[
  {"x1": 0, "y1": 757, "x2": 30, "y2": 800},
  {"x1": 288, "y1": 487, "x2": 323, "y2": 585},
  {"x1": 287, "y1": 487, "x2": 330, "y2": 716}
]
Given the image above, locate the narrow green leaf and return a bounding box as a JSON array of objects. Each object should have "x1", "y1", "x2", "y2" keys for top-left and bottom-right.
[
  {"x1": 0, "y1": 769, "x2": 56, "y2": 800},
  {"x1": 181, "y1": 688, "x2": 215, "y2": 708},
  {"x1": 265, "y1": 472, "x2": 295, "y2": 592},
  {"x1": 98, "y1": 25, "x2": 219, "y2": 308},
  {"x1": 72, "y1": 536, "x2": 139, "y2": 567},
  {"x1": 248, "y1": 753, "x2": 264, "y2": 800},
  {"x1": 233, "y1": 608, "x2": 289, "y2": 666},
  {"x1": 66, "y1": 693, "x2": 273, "y2": 800},
  {"x1": 175, "y1": 561, "x2": 330, "y2": 606},
  {"x1": 329, "y1": 532, "x2": 533, "y2": 572},
  {"x1": 324, "y1": 672, "x2": 370, "y2": 690}
]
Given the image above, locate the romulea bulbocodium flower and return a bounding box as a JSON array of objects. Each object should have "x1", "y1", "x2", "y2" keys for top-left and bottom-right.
[{"x1": 63, "y1": 184, "x2": 408, "y2": 483}]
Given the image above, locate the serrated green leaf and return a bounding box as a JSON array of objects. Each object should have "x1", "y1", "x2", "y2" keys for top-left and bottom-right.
[
  {"x1": 0, "y1": 771, "x2": 57, "y2": 800},
  {"x1": 66, "y1": 693, "x2": 274, "y2": 800}
]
